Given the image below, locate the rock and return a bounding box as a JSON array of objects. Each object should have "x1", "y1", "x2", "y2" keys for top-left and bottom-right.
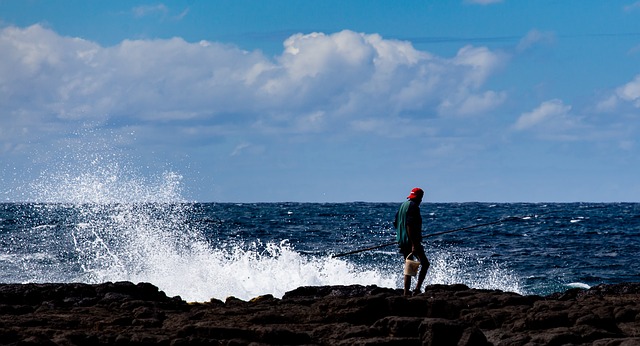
[
  {"x1": 0, "y1": 282, "x2": 640, "y2": 345},
  {"x1": 419, "y1": 318, "x2": 489, "y2": 346}
]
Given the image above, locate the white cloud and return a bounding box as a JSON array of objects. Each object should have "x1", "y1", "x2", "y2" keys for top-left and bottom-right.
[
  {"x1": 446, "y1": 90, "x2": 508, "y2": 116},
  {"x1": 0, "y1": 25, "x2": 507, "y2": 150},
  {"x1": 132, "y1": 4, "x2": 169, "y2": 18},
  {"x1": 432, "y1": 46, "x2": 507, "y2": 116},
  {"x1": 513, "y1": 99, "x2": 572, "y2": 131},
  {"x1": 596, "y1": 74, "x2": 640, "y2": 111},
  {"x1": 595, "y1": 95, "x2": 619, "y2": 113},
  {"x1": 453, "y1": 45, "x2": 506, "y2": 88},
  {"x1": 516, "y1": 29, "x2": 556, "y2": 52},
  {"x1": 230, "y1": 143, "x2": 250, "y2": 156},
  {"x1": 616, "y1": 74, "x2": 640, "y2": 107},
  {"x1": 175, "y1": 7, "x2": 190, "y2": 20}
]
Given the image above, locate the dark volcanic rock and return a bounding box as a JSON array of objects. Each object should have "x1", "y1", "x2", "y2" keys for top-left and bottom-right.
[{"x1": 0, "y1": 282, "x2": 639, "y2": 345}]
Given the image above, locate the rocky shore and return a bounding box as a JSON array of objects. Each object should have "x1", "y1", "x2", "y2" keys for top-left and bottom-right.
[{"x1": 0, "y1": 282, "x2": 639, "y2": 345}]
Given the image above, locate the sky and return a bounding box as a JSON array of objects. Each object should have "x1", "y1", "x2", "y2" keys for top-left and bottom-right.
[{"x1": 1, "y1": 1, "x2": 639, "y2": 203}]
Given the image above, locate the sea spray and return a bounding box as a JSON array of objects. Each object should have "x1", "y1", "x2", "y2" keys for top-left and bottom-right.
[
  {"x1": 145, "y1": 240, "x2": 398, "y2": 301},
  {"x1": 425, "y1": 248, "x2": 524, "y2": 294},
  {"x1": 22, "y1": 152, "x2": 401, "y2": 301}
]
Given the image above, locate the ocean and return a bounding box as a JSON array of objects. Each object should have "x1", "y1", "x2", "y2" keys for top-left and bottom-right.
[
  {"x1": 1, "y1": 160, "x2": 638, "y2": 302},
  {"x1": 1, "y1": 197, "x2": 639, "y2": 302}
]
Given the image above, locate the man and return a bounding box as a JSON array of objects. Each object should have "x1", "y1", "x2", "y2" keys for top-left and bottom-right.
[{"x1": 394, "y1": 187, "x2": 430, "y2": 296}]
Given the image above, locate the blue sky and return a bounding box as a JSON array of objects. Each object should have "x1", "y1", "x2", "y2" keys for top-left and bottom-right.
[{"x1": 1, "y1": 1, "x2": 639, "y2": 203}]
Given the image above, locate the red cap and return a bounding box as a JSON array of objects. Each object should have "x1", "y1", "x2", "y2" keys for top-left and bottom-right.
[{"x1": 407, "y1": 187, "x2": 424, "y2": 200}]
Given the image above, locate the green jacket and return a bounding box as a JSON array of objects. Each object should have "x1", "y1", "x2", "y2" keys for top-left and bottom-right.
[{"x1": 395, "y1": 199, "x2": 422, "y2": 248}]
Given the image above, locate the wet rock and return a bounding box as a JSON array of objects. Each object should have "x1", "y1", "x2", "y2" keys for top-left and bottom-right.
[{"x1": 0, "y1": 282, "x2": 640, "y2": 345}]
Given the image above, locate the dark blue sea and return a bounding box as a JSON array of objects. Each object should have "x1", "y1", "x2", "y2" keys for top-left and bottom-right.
[{"x1": 1, "y1": 200, "x2": 639, "y2": 302}]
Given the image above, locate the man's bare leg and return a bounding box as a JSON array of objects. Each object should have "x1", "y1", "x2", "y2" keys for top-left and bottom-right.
[
  {"x1": 404, "y1": 275, "x2": 412, "y2": 296},
  {"x1": 414, "y1": 262, "x2": 429, "y2": 295}
]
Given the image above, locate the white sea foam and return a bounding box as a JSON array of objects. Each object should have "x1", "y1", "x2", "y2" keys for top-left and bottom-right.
[
  {"x1": 426, "y1": 249, "x2": 524, "y2": 294},
  {"x1": 566, "y1": 282, "x2": 591, "y2": 289},
  {"x1": 74, "y1": 230, "x2": 399, "y2": 302},
  {"x1": 134, "y1": 242, "x2": 398, "y2": 302}
]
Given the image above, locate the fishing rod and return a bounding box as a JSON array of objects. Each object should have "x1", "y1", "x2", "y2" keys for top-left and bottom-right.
[
  {"x1": 331, "y1": 215, "x2": 524, "y2": 258},
  {"x1": 331, "y1": 241, "x2": 397, "y2": 258}
]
